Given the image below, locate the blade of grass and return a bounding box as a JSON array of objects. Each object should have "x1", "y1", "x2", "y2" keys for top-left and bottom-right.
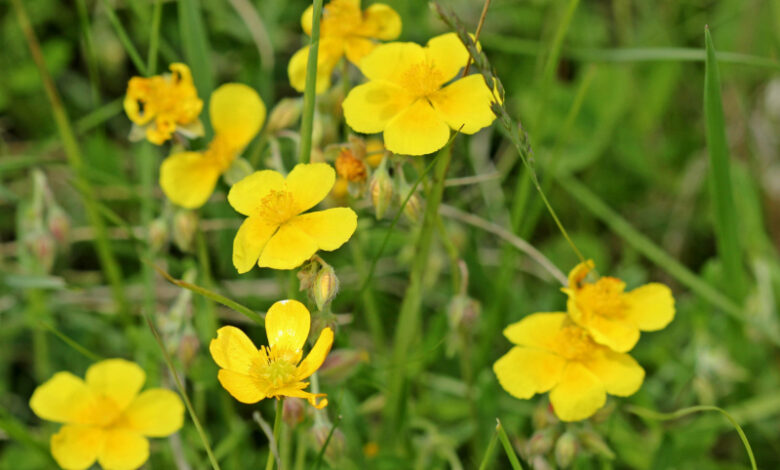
[
  {"x1": 37, "y1": 320, "x2": 103, "y2": 362},
  {"x1": 477, "y1": 428, "x2": 499, "y2": 470},
  {"x1": 152, "y1": 264, "x2": 265, "y2": 325},
  {"x1": 311, "y1": 415, "x2": 343, "y2": 470},
  {"x1": 12, "y1": 0, "x2": 128, "y2": 315},
  {"x1": 145, "y1": 316, "x2": 222, "y2": 470},
  {"x1": 299, "y1": 0, "x2": 324, "y2": 163},
  {"x1": 98, "y1": 0, "x2": 148, "y2": 75},
  {"x1": 178, "y1": 0, "x2": 215, "y2": 115},
  {"x1": 626, "y1": 405, "x2": 756, "y2": 470},
  {"x1": 147, "y1": 0, "x2": 164, "y2": 74},
  {"x1": 75, "y1": 0, "x2": 100, "y2": 102},
  {"x1": 704, "y1": 27, "x2": 747, "y2": 301},
  {"x1": 496, "y1": 419, "x2": 524, "y2": 470}
]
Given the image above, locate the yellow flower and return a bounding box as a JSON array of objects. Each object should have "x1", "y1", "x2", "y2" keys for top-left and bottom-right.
[
  {"x1": 288, "y1": 0, "x2": 401, "y2": 93},
  {"x1": 209, "y1": 299, "x2": 334, "y2": 408},
  {"x1": 29, "y1": 359, "x2": 184, "y2": 470},
  {"x1": 228, "y1": 163, "x2": 358, "y2": 272},
  {"x1": 493, "y1": 313, "x2": 645, "y2": 422},
  {"x1": 563, "y1": 261, "x2": 676, "y2": 353},
  {"x1": 124, "y1": 63, "x2": 204, "y2": 145},
  {"x1": 160, "y1": 83, "x2": 266, "y2": 209},
  {"x1": 342, "y1": 33, "x2": 497, "y2": 156}
]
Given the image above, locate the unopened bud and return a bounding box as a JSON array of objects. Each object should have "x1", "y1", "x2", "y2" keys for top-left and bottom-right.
[
  {"x1": 526, "y1": 429, "x2": 555, "y2": 457},
  {"x1": 312, "y1": 424, "x2": 345, "y2": 461},
  {"x1": 532, "y1": 401, "x2": 557, "y2": 429},
  {"x1": 172, "y1": 210, "x2": 198, "y2": 252},
  {"x1": 27, "y1": 231, "x2": 56, "y2": 273},
  {"x1": 148, "y1": 217, "x2": 169, "y2": 252},
  {"x1": 447, "y1": 295, "x2": 481, "y2": 330},
  {"x1": 297, "y1": 260, "x2": 320, "y2": 292},
  {"x1": 266, "y1": 98, "x2": 302, "y2": 134},
  {"x1": 335, "y1": 149, "x2": 367, "y2": 183},
  {"x1": 554, "y1": 432, "x2": 578, "y2": 468},
  {"x1": 177, "y1": 333, "x2": 200, "y2": 369},
  {"x1": 578, "y1": 429, "x2": 615, "y2": 460},
  {"x1": 369, "y1": 160, "x2": 393, "y2": 219},
  {"x1": 401, "y1": 190, "x2": 422, "y2": 224},
  {"x1": 47, "y1": 205, "x2": 70, "y2": 244},
  {"x1": 319, "y1": 349, "x2": 368, "y2": 384},
  {"x1": 313, "y1": 264, "x2": 339, "y2": 311},
  {"x1": 283, "y1": 397, "x2": 306, "y2": 427}
]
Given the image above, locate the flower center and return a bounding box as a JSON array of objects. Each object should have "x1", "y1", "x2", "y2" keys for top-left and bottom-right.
[
  {"x1": 254, "y1": 346, "x2": 302, "y2": 390},
  {"x1": 555, "y1": 323, "x2": 598, "y2": 361},
  {"x1": 400, "y1": 61, "x2": 444, "y2": 100},
  {"x1": 74, "y1": 394, "x2": 123, "y2": 428},
  {"x1": 577, "y1": 277, "x2": 627, "y2": 320},
  {"x1": 256, "y1": 189, "x2": 297, "y2": 226}
]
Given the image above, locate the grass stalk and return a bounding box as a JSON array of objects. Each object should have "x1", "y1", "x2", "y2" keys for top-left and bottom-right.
[
  {"x1": 477, "y1": 429, "x2": 499, "y2": 470},
  {"x1": 496, "y1": 419, "x2": 524, "y2": 470},
  {"x1": 147, "y1": 0, "x2": 164, "y2": 75},
  {"x1": 265, "y1": 399, "x2": 284, "y2": 470},
  {"x1": 74, "y1": 0, "x2": 100, "y2": 103},
  {"x1": 139, "y1": 144, "x2": 157, "y2": 321},
  {"x1": 298, "y1": 0, "x2": 324, "y2": 163},
  {"x1": 703, "y1": 27, "x2": 747, "y2": 300},
  {"x1": 98, "y1": 0, "x2": 148, "y2": 75},
  {"x1": 12, "y1": 0, "x2": 128, "y2": 315},
  {"x1": 384, "y1": 144, "x2": 453, "y2": 446}
]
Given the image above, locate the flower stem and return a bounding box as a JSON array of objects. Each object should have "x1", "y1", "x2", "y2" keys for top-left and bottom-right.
[
  {"x1": 266, "y1": 398, "x2": 284, "y2": 470},
  {"x1": 383, "y1": 145, "x2": 453, "y2": 447},
  {"x1": 298, "y1": 0, "x2": 324, "y2": 163}
]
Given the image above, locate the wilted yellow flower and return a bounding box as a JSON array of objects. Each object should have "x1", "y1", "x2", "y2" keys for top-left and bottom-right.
[
  {"x1": 288, "y1": 0, "x2": 401, "y2": 93},
  {"x1": 209, "y1": 299, "x2": 334, "y2": 408},
  {"x1": 494, "y1": 313, "x2": 645, "y2": 422},
  {"x1": 335, "y1": 148, "x2": 368, "y2": 182},
  {"x1": 124, "y1": 63, "x2": 203, "y2": 145},
  {"x1": 229, "y1": 163, "x2": 357, "y2": 271},
  {"x1": 160, "y1": 83, "x2": 265, "y2": 209},
  {"x1": 343, "y1": 33, "x2": 497, "y2": 156},
  {"x1": 563, "y1": 261, "x2": 675, "y2": 353},
  {"x1": 29, "y1": 359, "x2": 184, "y2": 470}
]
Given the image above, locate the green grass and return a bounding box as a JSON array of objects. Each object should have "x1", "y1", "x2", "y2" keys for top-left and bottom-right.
[{"x1": 2, "y1": 0, "x2": 780, "y2": 469}]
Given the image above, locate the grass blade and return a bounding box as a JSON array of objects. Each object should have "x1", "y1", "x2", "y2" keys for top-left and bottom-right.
[
  {"x1": 496, "y1": 419, "x2": 524, "y2": 470},
  {"x1": 178, "y1": 0, "x2": 215, "y2": 109},
  {"x1": 298, "y1": 0, "x2": 325, "y2": 163},
  {"x1": 704, "y1": 27, "x2": 747, "y2": 301},
  {"x1": 98, "y1": 0, "x2": 148, "y2": 75}
]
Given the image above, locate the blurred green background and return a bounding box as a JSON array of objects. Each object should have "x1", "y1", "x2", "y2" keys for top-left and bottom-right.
[{"x1": 1, "y1": 0, "x2": 780, "y2": 468}]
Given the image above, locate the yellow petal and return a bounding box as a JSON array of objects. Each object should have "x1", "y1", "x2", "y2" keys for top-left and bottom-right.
[
  {"x1": 286, "y1": 163, "x2": 336, "y2": 213},
  {"x1": 567, "y1": 299, "x2": 640, "y2": 353},
  {"x1": 159, "y1": 151, "x2": 222, "y2": 209},
  {"x1": 217, "y1": 369, "x2": 267, "y2": 404},
  {"x1": 29, "y1": 372, "x2": 93, "y2": 424},
  {"x1": 301, "y1": 4, "x2": 314, "y2": 35},
  {"x1": 383, "y1": 99, "x2": 450, "y2": 156},
  {"x1": 258, "y1": 223, "x2": 318, "y2": 270},
  {"x1": 210, "y1": 83, "x2": 266, "y2": 149},
  {"x1": 493, "y1": 347, "x2": 565, "y2": 399},
  {"x1": 266, "y1": 299, "x2": 311, "y2": 353},
  {"x1": 567, "y1": 259, "x2": 595, "y2": 289},
  {"x1": 277, "y1": 388, "x2": 328, "y2": 409},
  {"x1": 425, "y1": 33, "x2": 469, "y2": 85},
  {"x1": 359, "y1": 42, "x2": 425, "y2": 84},
  {"x1": 343, "y1": 81, "x2": 412, "y2": 134},
  {"x1": 233, "y1": 216, "x2": 279, "y2": 274},
  {"x1": 624, "y1": 283, "x2": 675, "y2": 331},
  {"x1": 503, "y1": 312, "x2": 566, "y2": 351},
  {"x1": 287, "y1": 39, "x2": 343, "y2": 94},
  {"x1": 85, "y1": 359, "x2": 145, "y2": 411},
  {"x1": 583, "y1": 350, "x2": 645, "y2": 397},
  {"x1": 50, "y1": 425, "x2": 104, "y2": 470},
  {"x1": 430, "y1": 74, "x2": 496, "y2": 134},
  {"x1": 359, "y1": 3, "x2": 401, "y2": 40},
  {"x1": 344, "y1": 37, "x2": 377, "y2": 66},
  {"x1": 288, "y1": 208, "x2": 358, "y2": 251},
  {"x1": 209, "y1": 326, "x2": 261, "y2": 375},
  {"x1": 549, "y1": 363, "x2": 606, "y2": 422},
  {"x1": 227, "y1": 169, "x2": 286, "y2": 216},
  {"x1": 97, "y1": 429, "x2": 149, "y2": 470},
  {"x1": 122, "y1": 389, "x2": 184, "y2": 437},
  {"x1": 296, "y1": 327, "x2": 334, "y2": 380}
]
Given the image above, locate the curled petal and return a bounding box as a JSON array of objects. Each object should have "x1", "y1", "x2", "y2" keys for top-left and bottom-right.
[
  {"x1": 296, "y1": 327, "x2": 335, "y2": 380},
  {"x1": 567, "y1": 299, "x2": 640, "y2": 353}
]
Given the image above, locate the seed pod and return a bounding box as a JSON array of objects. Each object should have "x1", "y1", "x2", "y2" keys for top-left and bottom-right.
[
  {"x1": 27, "y1": 231, "x2": 55, "y2": 274},
  {"x1": 313, "y1": 264, "x2": 339, "y2": 311},
  {"x1": 148, "y1": 217, "x2": 169, "y2": 252},
  {"x1": 369, "y1": 158, "x2": 393, "y2": 219},
  {"x1": 266, "y1": 98, "x2": 302, "y2": 134},
  {"x1": 554, "y1": 432, "x2": 578, "y2": 468},
  {"x1": 172, "y1": 209, "x2": 198, "y2": 252},
  {"x1": 46, "y1": 205, "x2": 70, "y2": 245},
  {"x1": 526, "y1": 429, "x2": 556, "y2": 457},
  {"x1": 401, "y1": 189, "x2": 422, "y2": 224}
]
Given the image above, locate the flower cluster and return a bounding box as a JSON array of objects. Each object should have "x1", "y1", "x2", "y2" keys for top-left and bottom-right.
[{"x1": 494, "y1": 261, "x2": 675, "y2": 421}]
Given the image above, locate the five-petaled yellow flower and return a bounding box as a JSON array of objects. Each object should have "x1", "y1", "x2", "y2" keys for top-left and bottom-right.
[
  {"x1": 124, "y1": 63, "x2": 203, "y2": 145},
  {"x1": 229, "y1": 162, "x2": 357, "y2": 272},
  {"x1": 160, "y1": 83, "x2": 266, "y2": 209},
  {"x1": 29, "y1": 359, "x2": 184, "y2": 470},
  {"x1": 494, "y1": 313, "x2": 645, "y2": 422},
  {"x1": 288, "y1": 0, "x2": 401, "y2": 93},
  {"x1": 343, "y1": 33, "x2": 497, "y2": 156},
  {"x1": 210, "y1": 299, "x2": 334, "y2": 408},
  {"x1": 563, "y1": 260, "x2": 675, "y2": 353}
]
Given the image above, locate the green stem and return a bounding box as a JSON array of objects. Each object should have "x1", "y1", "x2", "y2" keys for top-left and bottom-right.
[
  {"x1": 266, "y1": 399, "x2": 284, "y2": 470},
  {"x1": 147, "y1": 0, "x2": 164, "y2": 75},
  {"x1": 349, "y1": 237, "x2": 385, "y2": 354},
  {"x1": 12, "y1": 0, "x2": 127, "y2": 315},
  {"x1": 496, "y1": 420, "x2": 524, "y2": 470},
  {"x1": 298, "y1": 0, "x2": 324, "y2": 163},
  {"x1": 477, "y1": 429, "x2": 499, "y2": 470},
  {"x1": 384, "y1": 145, "x2": 453, "y2": 446},
  {"x1": 140, "y1": 143, "x2": 156, "y2": 320},
  {"x1": 98, "y1": 0, "x2": 148, "y2": 75},
  {"x1": 38, "y1": 320, "x2": 103, "y2": 362},
  {"x1": 74, "y1": 0, "x2": 100, "y2": 103}
]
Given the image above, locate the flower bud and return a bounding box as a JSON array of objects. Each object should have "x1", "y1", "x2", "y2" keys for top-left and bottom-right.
[
  {"x1": 312, "y1": 424, "x2": 345, "y2": 461},
  {"x1": 554, "y1": 432, "x2": 578, "y2": 468},
  {"x1": 177, "y1": 333, "x2": 200, "y2": 369},
  {"x1": 47, "y1": 205, "x2": 70, "y2": 245},
  {"x1": 369, "y1": 159, "x2": 393, "y2": 219},
  {"x1": 401, "y1": 190, "x2": 422, "y2": 224},
  {"x1": 319, "y1": 349, "x2": 368, "y2": 384},
  {"x1": 335, "y1": 148, "x2": 367, "y2": 183},
  {"x1": 27, "y1": 231, "x2": 56, "y2": 273},
  {"x1": 526, "y1": 429, "x2": 556, "y2": 457},
  {"x1": 172, "y1": 210, "x2": 198, "y2": 252},
  {"x1": 283, "y1": 397, "x2": 306, "y2": 427},
  {"x1": 148, "y1": 217, "x2": 169, "y2": 252},
  {"x1": 313, "y1": 264, "x2": 339, "y2": 310},
  {"x1": 297, "y1": 260, "x2": 320, "y2": 292},
  {"x1": 266, "y1": 98, "x2": 302, "y2": 134},
  {"x1": 532, "y1": 402, "x2": 558, "y2": 430}
]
